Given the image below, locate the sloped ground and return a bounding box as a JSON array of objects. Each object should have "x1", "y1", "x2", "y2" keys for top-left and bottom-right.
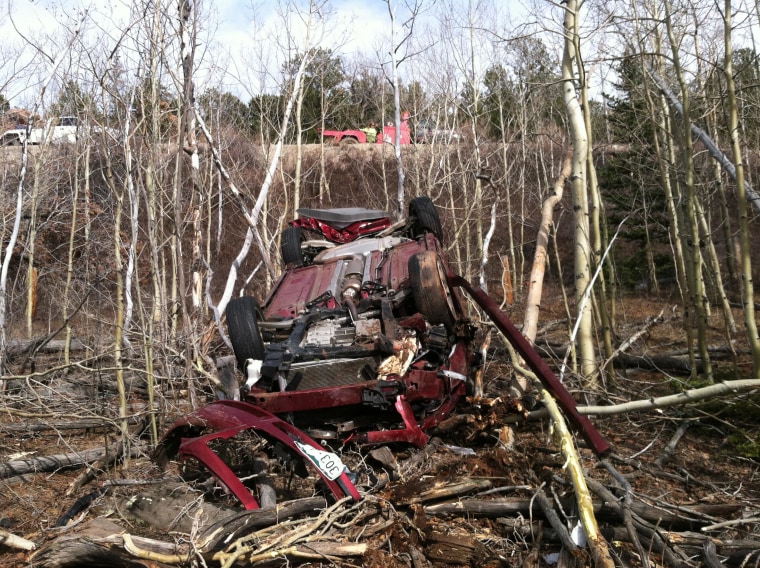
[
  {"x1": 1, "y1": 143, "x2": 758, "y2": 566},
  {"x1": 1, "y1": 292, "x2": 758, "y2": 568}
]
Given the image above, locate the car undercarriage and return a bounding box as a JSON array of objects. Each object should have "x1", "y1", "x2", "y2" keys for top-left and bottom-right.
[{"x1": 155, "y1": 200, "x2": 609, "y2": 510}]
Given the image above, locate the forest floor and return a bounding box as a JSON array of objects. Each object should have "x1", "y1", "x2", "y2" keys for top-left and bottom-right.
[{"x1": 1, "y1": 290, "x2": 759, "y2": 567}]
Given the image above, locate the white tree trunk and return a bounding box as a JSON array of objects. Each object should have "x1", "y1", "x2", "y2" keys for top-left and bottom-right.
[
  {"x1": 561, "y1": 0, "x2": 598, "y2": 391},
  {"x1": 0, "y1": 16, "x2": 84, "y2": 374}
]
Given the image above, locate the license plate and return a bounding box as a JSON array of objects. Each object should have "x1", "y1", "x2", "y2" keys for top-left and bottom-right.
[{"x1": 294, "y1": 440, "x2": 347, "y2": 481}]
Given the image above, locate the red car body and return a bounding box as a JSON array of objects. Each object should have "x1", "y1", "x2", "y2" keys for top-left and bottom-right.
[{"x1": 155, "y1": 202, "x2": 609, "y2": 511}]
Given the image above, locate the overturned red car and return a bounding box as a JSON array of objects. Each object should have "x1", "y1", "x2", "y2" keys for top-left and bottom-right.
[{"x1": 155, "y1": 198, "x2": 609, "y2": 510}]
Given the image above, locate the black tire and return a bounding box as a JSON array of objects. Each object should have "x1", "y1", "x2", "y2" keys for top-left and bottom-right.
[
  {"x1": 341, "y1": 136, "x2": 359, "y2": 145},
  {"x1": 226, "y1": 296, "x2": 266, "y2": 371},
  {"x1": 409, "y1": 196, "x2": 443, "y2": 243},
  {"x1": 408, "y1": 251, "x2": 457, "y2": 331},
  {"x1": 281, "y1": 226, "x2": 305, "y2": 267}
]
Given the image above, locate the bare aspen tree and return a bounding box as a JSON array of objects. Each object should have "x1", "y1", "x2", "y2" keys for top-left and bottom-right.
[
  {"x1": 579, "y1": 45, "x2": 615, "y2": 369},
  {"x1": 168, "y1": 0, "x2": 200, "y2": 391},
  {"x1": 405, "y1": 28, "x2": 464, "y2": 269},
  {"x1": 433, "y1": 0, "x2": 494, "y2": 282},
  {"x1": 640, "y1": 7, "x2": 695, "y2": 367},
  {"x1": 288, "y1": 1, "x2": 336, "y2": 214},
  {"x1": 703, "y1": 96, "x2": 737, "y2": 287},
  {"x1": 662, "y1": 0, "x2": 712, "y2": 381},
  {"x1": 723, "y1": 0, "x2": 760, "y2": 379},
  {"x1": 523, "y1": 151, "x2": 572, "y2": 344},
  {"x1": 23, "y1": 139, "x2": 46, "y2": 339},
  {"x1": 560, "y1": 0, "x2": 598, "y2": 392},
  {"x1": 383, "y1": 0, "x2": 423, "y2": 219},
  {"x1": 684, "y1": 7, "x2": 736, "y2": 339},
  {"x1": 142, "y1": 7, "x2": 171, "y2": 345},
  {"x1": 212, "y1": 2, "x2": 320, "y2": 316},
  {"x1": 88, "y1": 50, "x2": 131, "y2": 441},
  {"x1": 0, "y1": 18, "x2": 83, "y2": 375},
  {"x1": 63, "y1": 151, "x2": 82, "y2": 368},
  {"x1": 462, "y1": 1, "x2": 487, "y2": 284},
  {"x1": 294, "y1": 68, "x2": 306, "y2": 214},
  {"x1": 489, "y1": 54, "x2": 519, "y2": 301},
  {"x1": 179, "y1": 1, "x2": 202, "y2": 312}
]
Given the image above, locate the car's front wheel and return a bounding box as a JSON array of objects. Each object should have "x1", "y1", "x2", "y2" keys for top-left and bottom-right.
[
  {"x1": 226, "y1": 296, "x2": 266, "y2": 371},
  {"x1": 409, "y1": 196, "x2": 443, "y2": 243},
  {"x1": 281, "y1": 226, "x2": 305, "y2": 267},
  {"x1": 408, "y1": 251, "x2": 456, "y2": 331}
]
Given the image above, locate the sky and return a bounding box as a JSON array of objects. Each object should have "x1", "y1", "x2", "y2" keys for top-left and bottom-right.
[{"x1": 0, "y1": 0, "x2": 535, "y2": 107}]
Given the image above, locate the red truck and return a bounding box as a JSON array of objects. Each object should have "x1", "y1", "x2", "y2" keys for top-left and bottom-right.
[{"x1": 320, "y1": 113, "x2": 411, "y2": 145}]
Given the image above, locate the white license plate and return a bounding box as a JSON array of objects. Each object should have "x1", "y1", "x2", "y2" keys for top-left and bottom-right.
[{"x1": 294, "y1": 440, "x2": 347, "y2": 481}]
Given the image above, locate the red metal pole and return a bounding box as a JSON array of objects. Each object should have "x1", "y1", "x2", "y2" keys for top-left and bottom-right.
[{"x1": 450, "y1": 275, "x2": 611, "y2": 456}]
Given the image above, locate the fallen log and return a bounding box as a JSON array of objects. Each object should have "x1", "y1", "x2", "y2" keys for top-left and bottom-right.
[
  {"x1": 0, "y1": 418, "x2": 139, "y2": 433},
  {"x1": 424, "y1": 530, "x2": 494, "y2": 565},
  {"x1": 123, "y1": 483, "x2": 237, "y2": 535},
  {"x1": 504, "y1": 379, "x2": 760, "y2": 423},
  {"x1": 395, "y1": 479, "x2": 492, "y2": 506},
  {"x1": 6, "y1": 337, "x2": 87, "y2": 357},
  {"x1": 121, "y1": 480, "x2": 331, "y2": 552},
  {"x1": 0, "y1": 528, "x2": 36, "y2": 551},
  {"x1": 1, "y1": 447, "x2": 110, "y2": 479},
  {"x1": 494, "y1": 516, "x2": 760, "y2": 565},
  {"x1": 531, "y1": 340, "x2": 710, "y2": 374},
  {"x1": 67, "y1": 418, "x2": 151, "y2": 496},
  {"x1": 30, "y1": 518, "x2": 160, "y2": 568},
  {"x1": 198, "y1": 496, "x2": 329, "y2": 553},
  {"x1": 424, "y1": 497, "x2": 740, "y2": 530}
]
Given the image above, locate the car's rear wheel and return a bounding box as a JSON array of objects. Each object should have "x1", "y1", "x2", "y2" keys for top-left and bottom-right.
[
  {"x1": 281, "y1": 226, "x2": 305, "y2": 267},
  {"x1": 341, "y1": 136, "x2": 359, "y2": 145},
  {"x1": 408, "y1": 251, "x2": 456, "y2": 331},
  {"x1": 409, "y1": 196, "x2": 443, "y2": 243},
  {"x1": 226, "y1": 296, "x2": 266, "y2": 371}
]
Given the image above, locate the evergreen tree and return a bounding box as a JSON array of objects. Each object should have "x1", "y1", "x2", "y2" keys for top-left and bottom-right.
[
  {"x1": 49, "y1": 80, "x2": 96, "y2": 118},
  {"x1": 599, "y1": 54, "x2": 672, "y2": 288},
  {"x1": 248, "y1": 94, "x2": 284, "y2": 142},
  {"x1": 481, "y1": 36, "x2": 562, "y2": 139},
  {"x1": 199, "y1": 89, "x2": 251, "y2": 132},
  {"x1": 282, "y1": 48, "x2": 352, "y2": 142}
]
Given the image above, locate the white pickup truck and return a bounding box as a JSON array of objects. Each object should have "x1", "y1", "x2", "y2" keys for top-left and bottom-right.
[{"x1": 1, "y1": 116, "x2": 79, "y2": 146}]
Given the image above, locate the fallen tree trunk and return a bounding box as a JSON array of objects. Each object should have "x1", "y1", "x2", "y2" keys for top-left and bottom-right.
[
  {"x1": 198, "y1": 496, "x2": 330, "y2": 552},
  {"x1": 31, "y1": 517, "x2": 189, "y2": 568},
  {"x1": 502, "y1": 378, "x2": 760, "y2": 424},
  {"x1": 1, "y1": 442, "x2": 146, "y2": 479},
  {"x1": 0, "y1": 528, "x2": 36, "y2": 551},
  {"x1": 424, "y1": 497, "x2": 740, "y2": 530},
  {"x1": 0, "y1": 447, "x2": 110, "y2": 479},
  {"x1": 532, "y1": 340, "x2": 704, "y2": 374},
  {"x1": 395, "y1": 479, "x2": 492, "y2": 506},
  {"x1": 5, "y1": 338, "x2": 87, "y2": 357},
  {"x1": 648, "y1": 68, "x2": 760, "y2": 213},
  {"x1": 0, "y1": 417, "x2": 140, "y2": 433}
]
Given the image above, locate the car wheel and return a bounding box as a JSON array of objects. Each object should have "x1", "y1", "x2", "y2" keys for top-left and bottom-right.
[
  {"x1": 281, "y1": 226, "x2": 305, "y2": 267},
  {"x1": 341, "y1": 137, "x2": 359, "y2": 145},
  {"x1": 226, "y1": 296, "x2": 266, "y2": 371},
  {"x1": 408, "y1": 251, "x2": 456, "y2": 330},
  {"x1": 409, "y1": 196, "x2": 443, "y2": 243}
]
